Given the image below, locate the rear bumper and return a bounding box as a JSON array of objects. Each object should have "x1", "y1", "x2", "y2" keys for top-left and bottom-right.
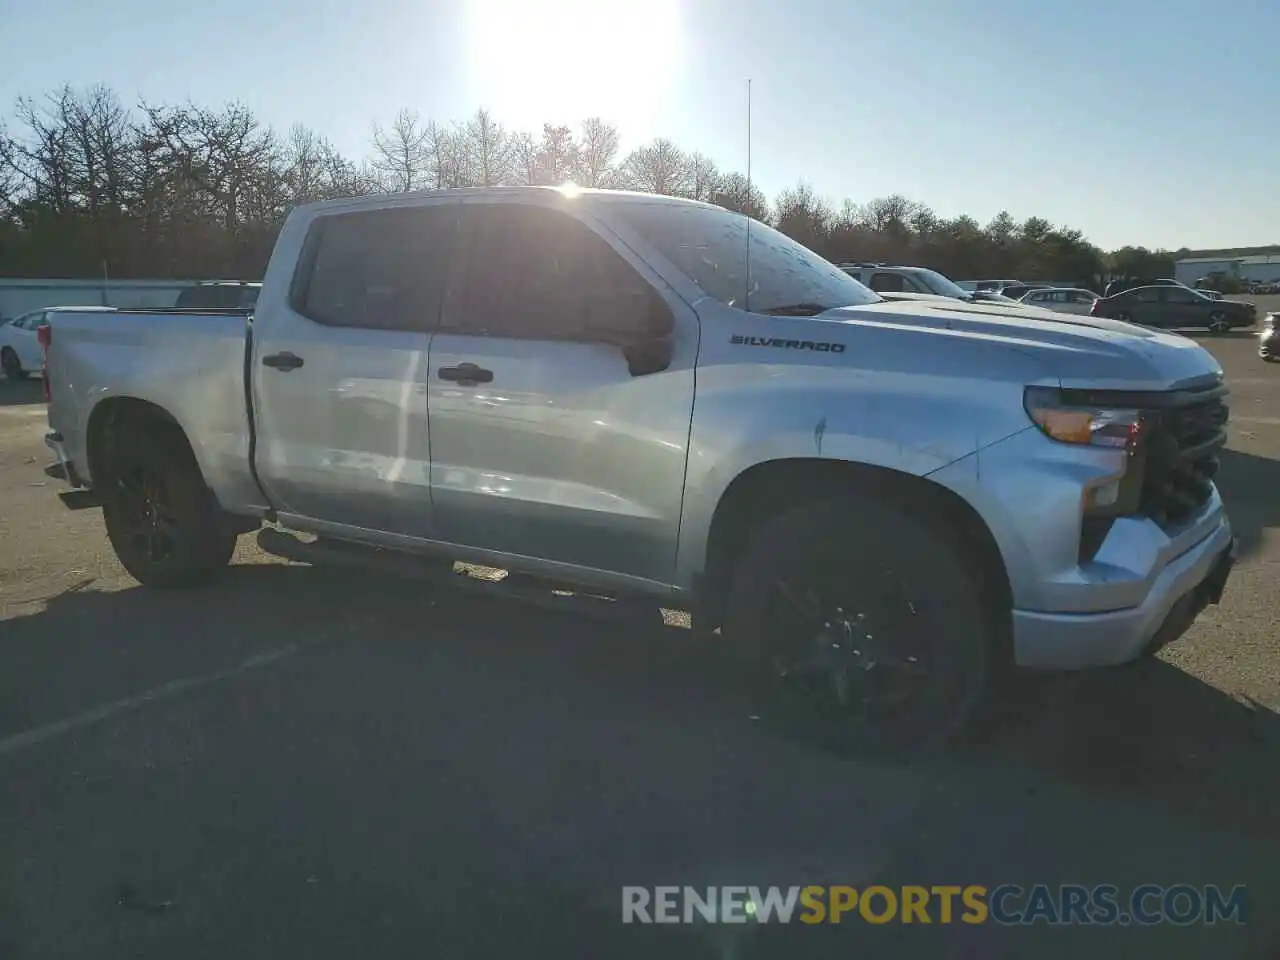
[{"x1": 1012, "y1": 521, "x2": 1235, "y2": 669}]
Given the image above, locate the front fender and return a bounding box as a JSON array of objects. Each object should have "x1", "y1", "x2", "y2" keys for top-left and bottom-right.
[{"x1": 674, "y1": 306, "x2": 1049, "y2": 588}]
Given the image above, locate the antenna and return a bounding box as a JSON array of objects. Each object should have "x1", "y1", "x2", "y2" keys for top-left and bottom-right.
[{"x1": 743, "y1": 78, "x2": 752, "y2": 312}]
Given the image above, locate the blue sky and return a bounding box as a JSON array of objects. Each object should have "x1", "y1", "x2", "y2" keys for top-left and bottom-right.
[{"x1": 2, "y1": 0, "x2": 1277, "y2": 251}]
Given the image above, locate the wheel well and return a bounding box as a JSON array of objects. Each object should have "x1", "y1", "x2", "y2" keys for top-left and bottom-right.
[
  {"x1": 699, "y1": 459, "x2": 1013, "y2": 637},
  {"x1": 86, "y1": 398, "x2": 196, "y2": 488}
]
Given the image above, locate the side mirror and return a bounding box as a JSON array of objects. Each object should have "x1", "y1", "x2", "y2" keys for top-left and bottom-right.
[{"x1": 581, "y1": 290, "x2": 673, "y2": 346}]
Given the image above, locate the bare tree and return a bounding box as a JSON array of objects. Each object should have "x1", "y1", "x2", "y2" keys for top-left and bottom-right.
[
  {"x1": 686, "y1": 152, "x2": 720, "y2": 201},
  {"x1": 462, "y1": 108, "x2": 510, "y2": 187},
  {"x1": 773, "y1": 181, "x2": 832, "y2": 251},
  {"x1": 621, "y1": 138, "x2": 691, "y2": 195},
  {"x1": 710, "y1": 171, "x2": 767, "y2": 220},
  {"x1": 371, "y1": 108, "x2": 429, "y2": 192},
  {"x1": 576, "y1": 117, "x2": 619, "y2": 187},
  {"x1": 535, "y1": 123, "x2": 578, "y2": 185},
  {"x1": 509, "y1": 131, "x2": 539, "y2": 185},
  {"x1": 283, "y1": 124, "x2": 369, "y2": 205},
  {"x1": 422, "y1": 121, "x2": 461, "y2": 189}
]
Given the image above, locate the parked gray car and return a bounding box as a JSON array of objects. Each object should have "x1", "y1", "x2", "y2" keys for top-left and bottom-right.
[
  {"x1": 40, "y1": 187, "x2": 1236, "y2": 755},
  {"x1": 1091, "y1": 284, "x2": 1256, "y2": 333}
]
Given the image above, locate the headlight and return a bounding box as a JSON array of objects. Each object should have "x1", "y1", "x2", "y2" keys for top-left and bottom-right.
[{"x1": 1023, "y1": 386, "x2": 1142, "y2": 449}]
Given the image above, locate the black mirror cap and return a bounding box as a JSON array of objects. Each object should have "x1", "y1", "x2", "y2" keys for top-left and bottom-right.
[{"x1": 582, "y1": 290, "x2": 674, "y2": 344}]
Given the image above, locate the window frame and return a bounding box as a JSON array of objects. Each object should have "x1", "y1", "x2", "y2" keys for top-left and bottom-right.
[
  {"x1": 439, "y1": 200, "x2": 672, "y2": 343},
  {"x1": 288, "y1": 202, "x2": 461, "y2": 333}
]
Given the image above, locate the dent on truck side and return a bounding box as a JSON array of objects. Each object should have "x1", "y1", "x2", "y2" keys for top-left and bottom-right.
[{"x1": 673, "y1": 300, "x2": 1052, "y2": 591}]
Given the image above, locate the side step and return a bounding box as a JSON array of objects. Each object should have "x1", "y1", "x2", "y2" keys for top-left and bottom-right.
[{"x1": 255, "y1": 528, "x2": 664, "y2": 626}]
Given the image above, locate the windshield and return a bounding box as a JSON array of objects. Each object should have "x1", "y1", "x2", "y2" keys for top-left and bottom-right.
[
  {"x1": 608, "y1": 202, "x2": 882, "y2": 314},
  {"x1": 909, "y1": 268, "x2": 970, "y2": 299}
]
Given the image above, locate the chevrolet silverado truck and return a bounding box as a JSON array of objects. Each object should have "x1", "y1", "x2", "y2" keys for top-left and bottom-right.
[{"x1": 41, "y1": 186, "x2": 1236, "y2": 754}]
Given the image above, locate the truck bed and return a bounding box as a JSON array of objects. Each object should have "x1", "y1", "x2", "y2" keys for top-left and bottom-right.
[{"x1": 44, "y1": 307, "x2": 263, "y2": 512}]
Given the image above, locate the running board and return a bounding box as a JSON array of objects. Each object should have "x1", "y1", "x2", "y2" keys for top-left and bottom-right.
[{"x1": 255, "y1": 528, "x2": 663, "y2": 626}]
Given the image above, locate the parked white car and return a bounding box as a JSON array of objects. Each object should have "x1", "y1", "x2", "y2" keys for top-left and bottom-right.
[
  {"x1": 1019, "y1": 287, "x2": 1099, "y2": 316},
  {"x1": 1, "y1": 310, "x2": 48, "y2": 378}
]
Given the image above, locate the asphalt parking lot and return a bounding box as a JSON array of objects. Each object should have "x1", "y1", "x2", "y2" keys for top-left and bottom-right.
[{"x1": 0, "y1": 332, "x2": 1276, "y2": 959}]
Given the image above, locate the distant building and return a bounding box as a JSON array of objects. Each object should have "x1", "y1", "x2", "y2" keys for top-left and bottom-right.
[{"x1": 1175, "y1": 255, "x2": 1280, "y2": 286}]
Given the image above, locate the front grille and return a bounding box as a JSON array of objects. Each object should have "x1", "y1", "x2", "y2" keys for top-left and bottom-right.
[{"x1": 1138, "y1": 381, "x2": 1228, "y2": 528}]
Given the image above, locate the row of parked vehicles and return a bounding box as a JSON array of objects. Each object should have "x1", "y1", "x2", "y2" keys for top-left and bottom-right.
[
  {"x1": 837, "y1": 264, "x2": 1264, "y2": 338},
  {"x1": 25, "y1": 186, "x2": 1243, "y2": 759}
]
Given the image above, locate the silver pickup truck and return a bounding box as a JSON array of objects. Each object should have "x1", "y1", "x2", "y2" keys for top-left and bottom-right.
[{"x1": 42, "y1": 186, "x2": 1236, "y2": 753}]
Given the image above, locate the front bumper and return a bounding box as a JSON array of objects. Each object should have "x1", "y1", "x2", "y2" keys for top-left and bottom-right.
[
  {"x1": 1012, "y1": 521, "x2": 1235, "y2": 669},
  {"x1": 1260, "y1": 330, "x2": 1277, "y2": 358}
]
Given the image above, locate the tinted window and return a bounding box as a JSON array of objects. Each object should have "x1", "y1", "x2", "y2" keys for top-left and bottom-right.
[
  {"x1": 295, "y1": 205, "x2": 457, "y2": 331},
  {"x1": 1133, "y1": 287, "x2": 1162, "y2": 303},
  {"x1": 450, "y1": 203, "x2": 661, "y2": 339},
  {"x1": 608, "y1": 201, "x2": 881, "y2": 313},
  {"x1": 1166, "y1": 288, "x2": 1199, "y2": 303},
  {"x1": 869, "y1": 272, "x2": 906, "y2": 293}
]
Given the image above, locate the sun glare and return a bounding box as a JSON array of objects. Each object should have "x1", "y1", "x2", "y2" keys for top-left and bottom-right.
[{"x1": 464, "y1": 0, "x2": 683, "y2": 132}]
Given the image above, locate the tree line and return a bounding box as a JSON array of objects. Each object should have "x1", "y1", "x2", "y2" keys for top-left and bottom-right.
[{"x1": 0, "y1": 85, "x2": 1190, "y2": 287}]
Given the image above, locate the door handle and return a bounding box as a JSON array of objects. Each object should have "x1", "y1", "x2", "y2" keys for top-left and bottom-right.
[
  {"x1": 437, "y1": 362, "x2": 493, "y2": 385},
  {"x1": 262, "y1": 351, "x2": 304, "y2": 371}
]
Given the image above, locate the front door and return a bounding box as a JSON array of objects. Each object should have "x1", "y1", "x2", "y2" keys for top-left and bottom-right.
[
  {"x1": 252, "y1": 201, "x2": 459, "y2": 537},
  {"x1": 426, "y1": 199, "x2": 697, "y2": 585}
]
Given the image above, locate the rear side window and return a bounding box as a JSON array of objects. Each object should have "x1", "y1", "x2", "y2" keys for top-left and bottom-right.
[
  {"x1": 1133, "y1": 287, "x2": 1161, "y2": 303},
  {"x1": 869, "y1": 272, "x2": 906, "y2": 293},
  {"x1": 293, "y1": 205, "x2": 457, "y2": 332}
]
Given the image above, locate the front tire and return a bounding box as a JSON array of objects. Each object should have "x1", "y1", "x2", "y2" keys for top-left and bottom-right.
[
  {"x1": 1207, "y1": 312, "x2": 1230, "y2": 334},
  {"x1": 723, "y1": 498, "x2": 990, "y2": 758},
  {"x1": 1, "y1": 347, "x2": 26, "y2": 380},
  {"x1": 101, "y1": 432, "x2": 235, "y2": 587}
]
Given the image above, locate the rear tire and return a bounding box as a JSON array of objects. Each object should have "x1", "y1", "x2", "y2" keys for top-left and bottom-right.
[
  {"x1": 723, "y1": 498, "x2": 990, "y2": 759},
  {"x1": 1, "y1": 347, "x2": 26, "y2": 380},
  {"x1": 1115, "y1": 311, "x2": 1132, "y2": 323},
  {"x1": 101, "y1": 431, "x2": 235, "y2": 587}
]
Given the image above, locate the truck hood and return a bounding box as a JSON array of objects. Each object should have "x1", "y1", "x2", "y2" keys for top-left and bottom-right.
[{"x1": 826, "y1": 298, "x2": 1223, "y2": 390}]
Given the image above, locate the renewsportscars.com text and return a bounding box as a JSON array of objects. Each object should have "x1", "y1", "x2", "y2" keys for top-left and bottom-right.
[{"x1": 621, "y1": 884, "x2": 1248, "y2": 926}]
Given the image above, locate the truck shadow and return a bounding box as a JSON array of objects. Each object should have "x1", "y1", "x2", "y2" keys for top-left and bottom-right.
[
  {"x1": 1, "y1": 559, "x2": 1275, "y2": 839},
  {"x1": 1215, "y1": 447, "x2": 1280, "y2": 562},
  {"x1": 0, "y1": 377, "x2": 45, "y2": 407}
]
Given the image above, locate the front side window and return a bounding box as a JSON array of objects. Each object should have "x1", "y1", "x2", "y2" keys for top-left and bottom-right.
[
  {"x1": 910, "y1": 269, "x2": 968, "y2": 299},
  {"x1": 609, "y1": 201, "x2": 881, "y2": 314},
  {"x1": 294, "y1": 204, "x2": 458, "y2": 331},
  {"x1": 447, "y1": 203, "x2": 664, "y2": 340}
]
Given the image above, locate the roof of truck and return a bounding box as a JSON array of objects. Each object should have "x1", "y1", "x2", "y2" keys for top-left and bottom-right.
[{"x1": 297, "y1": 185, "x2": 720, "y2": 217}]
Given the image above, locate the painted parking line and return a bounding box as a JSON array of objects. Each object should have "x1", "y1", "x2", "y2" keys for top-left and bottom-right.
[
  {"x1": 0, "y1": 644, "x2": 304, "y2": 757},
  {"x1": 0, "y1": 607, "x2": 390, "y2": 759}
]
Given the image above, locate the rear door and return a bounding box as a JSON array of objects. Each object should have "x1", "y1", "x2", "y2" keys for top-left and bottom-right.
[
  {"x1": 251, "y1": 201, "x2": 459, "y2": 537},
  {"x1": 425, "y1": 199, "x2": 696, "y2": 584}
]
